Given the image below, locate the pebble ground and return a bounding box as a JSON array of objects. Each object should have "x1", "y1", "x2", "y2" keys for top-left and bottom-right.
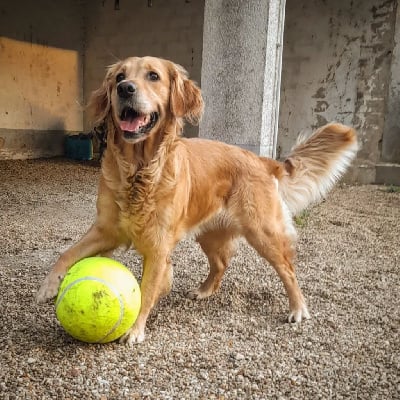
[{"x1": 0, "y1": 159, "x2": 399, "y2": 399}]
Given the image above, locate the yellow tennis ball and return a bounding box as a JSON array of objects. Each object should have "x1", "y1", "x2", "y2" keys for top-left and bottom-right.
[{"x1": 55, "y1": 257, "x2": 141, "y2": 343}]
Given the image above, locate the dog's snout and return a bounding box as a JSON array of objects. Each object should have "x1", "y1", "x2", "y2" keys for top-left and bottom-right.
[{"x1": 117, "y1": 81, "x2": 136, "y2": 98}]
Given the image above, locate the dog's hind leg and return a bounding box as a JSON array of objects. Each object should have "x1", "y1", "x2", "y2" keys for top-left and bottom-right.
[
  {"x1": 187, "y1": 229, "x2": 237, "y2": 300},
  {"x1": 244, "y1": 225, "x2": 310, "y2": 323}
]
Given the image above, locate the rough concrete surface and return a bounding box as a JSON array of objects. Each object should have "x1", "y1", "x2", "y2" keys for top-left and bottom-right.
[
  {"x1": 279, "y1": 0, "x2": 398, "y2": 173},
  {"x1": 0, "y1": 158, "x2": 399, "y2": 399}
]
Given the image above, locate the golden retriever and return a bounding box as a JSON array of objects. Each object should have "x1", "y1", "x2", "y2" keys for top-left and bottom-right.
[{"x1": 37, "y1": 56, "x2": 358, "y2": 345}]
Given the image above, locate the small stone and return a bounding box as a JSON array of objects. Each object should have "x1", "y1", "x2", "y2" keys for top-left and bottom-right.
[
  {"x1": 199, "y1": 370, "x2": 209, "y2": 380},
  {"x1": 70, "y1": 368, "x2": 80, "y2": 377}
]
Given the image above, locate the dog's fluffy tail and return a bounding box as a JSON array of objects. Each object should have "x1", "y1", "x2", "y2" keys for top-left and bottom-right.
[{"x1": 278, "y1": 123, "x2": 358, "y2": 215}]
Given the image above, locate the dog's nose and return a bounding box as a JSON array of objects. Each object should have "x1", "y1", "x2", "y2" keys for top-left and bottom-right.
[{"x1": 117, "y1": 81, "x2": 136, "y2": 98}]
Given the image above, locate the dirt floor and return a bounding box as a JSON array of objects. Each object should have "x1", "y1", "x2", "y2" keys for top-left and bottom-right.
[{"x1": 0, "y1": 158, "x2": 399, "y2": 400}]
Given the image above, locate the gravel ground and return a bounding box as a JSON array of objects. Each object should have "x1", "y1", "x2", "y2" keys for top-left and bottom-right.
[{"x1": 0, "y1": 158, "x2": 399, "y2": 400}]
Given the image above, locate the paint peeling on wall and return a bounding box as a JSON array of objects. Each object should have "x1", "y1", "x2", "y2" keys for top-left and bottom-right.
[
  {"x1": 353, "y1": 1, "x2": 396, "y2": 163},
  {"x1": 279, "y1": 0, "x2": 397, "y2": 168},
  {"x1": 382, "y1": 0, "x2": 400, "y2": 163}
]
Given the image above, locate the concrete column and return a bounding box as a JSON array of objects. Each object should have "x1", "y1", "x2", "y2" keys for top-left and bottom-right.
[{"x1": 199, "y1": 0, "x2": 286, "y2": 157}]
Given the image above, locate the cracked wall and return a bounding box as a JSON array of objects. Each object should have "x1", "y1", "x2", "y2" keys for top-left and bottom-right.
[
  {"x1": 279, "y1": 0, "x2": 398, "y2": 181},
  {"x1": 382, "y1": 2, "x2": 400, "y2": 163}
]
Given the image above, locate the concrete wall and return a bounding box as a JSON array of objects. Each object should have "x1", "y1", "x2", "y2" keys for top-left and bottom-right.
[
  {"x1": 1, "y1": 0, "x2": 398, "y2": 181},
  {"x1": 382, "y1": 1, "x2": 400, "y2": 163},
  {"x1": 83, "y1": 0, "x2": 204, "y2": 137},
  {"x1": 0, "y1": 0, "x2": 204, "y2": 159},
  {"x1": 279, "y1": 0, "x2": 398, "y2": 183},
  {"x1": 0, "y1": 1, "x2": 84, "y2": 159}
]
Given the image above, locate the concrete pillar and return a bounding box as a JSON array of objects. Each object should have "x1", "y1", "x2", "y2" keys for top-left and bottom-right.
[{"x1": 199, "y1": 0, "x2": 286, "y2": 158}]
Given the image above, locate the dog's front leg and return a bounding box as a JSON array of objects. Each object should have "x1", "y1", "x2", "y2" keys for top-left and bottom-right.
[
  {"x1": 120, "y1": 252, "x2": 172, "y2": 345},
  {"x1": 36, "y1": 224, "x2": 119, "y2": 303}
]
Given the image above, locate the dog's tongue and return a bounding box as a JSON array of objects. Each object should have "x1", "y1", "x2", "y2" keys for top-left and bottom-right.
[{"x1": 120, "y1": 115, "x2": 147, "y2": 132}]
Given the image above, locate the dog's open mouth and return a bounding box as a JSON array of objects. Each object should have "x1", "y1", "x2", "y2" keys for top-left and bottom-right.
[{"x1": 119, "y1": 107, "x2": 158, "y2": 139}]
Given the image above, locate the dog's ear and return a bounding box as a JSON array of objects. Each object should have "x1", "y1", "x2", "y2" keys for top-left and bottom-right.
[
  {"x1": 169, "y1": 63, "x2": 204, "y2": 125},
  {"x1": 86, "y1": 63, "x2": 120, "y2": 126}
]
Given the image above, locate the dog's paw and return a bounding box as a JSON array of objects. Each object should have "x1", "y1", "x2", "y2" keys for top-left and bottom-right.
[
  {"x1": 36, "y1": 274, "x2": 63, "y2": 303},
  {"x1": 186, "y1": 289, "x2": 201, "y2": 300},
  {"x1": 186, "y1": 287, "x2": 214, "y2": 300},
  {"x1": 288, "y1": 304, "x2": 311, "y2": 323},
  {"x1": 119, "y1": 324, "x2": 145, "y2": 346}
]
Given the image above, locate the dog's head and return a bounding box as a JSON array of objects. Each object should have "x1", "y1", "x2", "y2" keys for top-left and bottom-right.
[{"x1": 88, "y1": 56, "x2": 204, "y2": 144}]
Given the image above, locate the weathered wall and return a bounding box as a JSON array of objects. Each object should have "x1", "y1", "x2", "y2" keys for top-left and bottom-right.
[
  {"x1": 0, "y1": 0, "x2": 204, "y2": 159},
  {"x1": 279, "y1": 0, "x2": 398, "y2": 183},
  {"x1": 0, "y1": 1, "x2": 84, "y2": 159},
  {"x1": 1, "y1": 0, "x2": 397, "y2": 177},
  {"x1": 83, "y1": 0, "x2": 204, "y2": 137},
  {"x1": 382, "y1": 2, "x2": 400, "y2": 163}
]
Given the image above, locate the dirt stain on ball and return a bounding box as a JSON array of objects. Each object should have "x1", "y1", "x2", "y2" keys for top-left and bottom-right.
[{"x1": 92, "y1": 290, "x2": 107, "y2": 310}]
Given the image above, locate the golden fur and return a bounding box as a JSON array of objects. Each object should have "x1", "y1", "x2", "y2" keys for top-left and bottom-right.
[{"x1": 37, "y1": 56, "x2": 358, "y2": 345}]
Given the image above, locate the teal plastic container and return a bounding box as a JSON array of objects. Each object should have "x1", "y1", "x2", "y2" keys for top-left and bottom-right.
[{"x1": 65, "y1": 134, "x2": 93, "y2": 160}]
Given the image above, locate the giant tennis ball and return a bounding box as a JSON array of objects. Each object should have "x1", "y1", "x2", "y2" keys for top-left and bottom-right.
[{"x1": 55, "y1": 257, "x2": 141, "y2": 343}]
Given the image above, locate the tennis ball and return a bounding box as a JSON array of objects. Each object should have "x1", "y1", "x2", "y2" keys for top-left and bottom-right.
[{"x1": 55, "y1": 257, "x2": 141, "y2": 343}]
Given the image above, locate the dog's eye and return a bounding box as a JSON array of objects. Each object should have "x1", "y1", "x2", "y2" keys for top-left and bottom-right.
[
  {"x1": 148, "y1": 71, "x2": 160, "y2": 82},
  {"x1": 116, "y1": 73, "x2": 125, "y2": 83}
]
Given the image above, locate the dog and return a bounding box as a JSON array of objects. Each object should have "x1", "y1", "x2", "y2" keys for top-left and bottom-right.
[{"x1": 37, "y1": 56, "x2": 358, "y2": 345}]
